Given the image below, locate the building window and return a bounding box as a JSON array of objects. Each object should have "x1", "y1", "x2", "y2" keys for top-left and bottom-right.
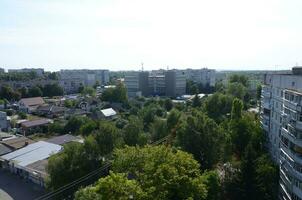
[{"x1": 292, "y1": 81, "x2": 296, "y2": 87}]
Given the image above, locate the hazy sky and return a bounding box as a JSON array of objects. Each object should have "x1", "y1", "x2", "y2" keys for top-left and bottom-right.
[{"x1": 0, "y1": 0, "x2": 302, "y2": 71}]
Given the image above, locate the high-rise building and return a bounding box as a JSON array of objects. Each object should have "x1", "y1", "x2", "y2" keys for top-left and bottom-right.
[
  {"x1": 124, "y1": 69, "x2": 186, "y2": 98},
  {"x1": 186, "y1": 68, "x2": 216, "y2": 87},
  {"x1": 59, "y1": 69, "x2": 109, "y2": 94},
  {"x1": 260, "y1": 67, "x2": 302, "y2": 200}
]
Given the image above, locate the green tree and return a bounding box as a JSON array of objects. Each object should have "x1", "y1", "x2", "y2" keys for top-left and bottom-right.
[
  {"x1": 227, "y1": 82, "x2": 247, "y2": 100},
  {"x1": 112, "y1": 145, "x2": 208, "y2": 200},
  {"x1": 177, "y1": 110, "x2": 225, "y2": 169},
  {"x1": 123, "y1": 116, "x2": 147, "y2": 146},
  {"x1": 42, "y1": 83, "x2": 64, "y2": 97},
  {"x1": 79, "y1": 120, "x2": 98, "y2": 136},
  {"x1": 192, "y1": 94, "x2": 202, "y2": 107},
  {"x1": 166, "y1": 109, "x2": 181, "y2": 132},
  {"x1": 164, "y1": 98, "x2": 173, "y2": 111},
  {"x1": 256, "y1": 85, "x2": 262, "y2": 100},
  {"x1": 64, "y1": 116, "x2": 89, "y2": 134},
  {"x1": 231, "y1": 98, "x2": 243, "y2": 120},
  {"x1": 81, "y1": 86, "x2": 96, "y2": 97},
  {"x1": 75, "y1": 172, "x2": 147, "y2": 200},
  {"x1": 201, "y1": 170, "x2": 221, "y2": 200},
  {"x1": 149, "y1": 118, "x2": 168, "y2": 141},
  {"x1": 0, "y1": 85, "x2": 21, "y2": 101},
  {"x1": 229, "y1": 74, "x2": 249, "y2": 87},
  {"x1": 28, "y1": 86, "x2": 43, "y2": 97}
]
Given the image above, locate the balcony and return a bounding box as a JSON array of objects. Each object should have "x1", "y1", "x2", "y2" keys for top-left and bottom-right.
[
  {"x1": 281, "y1": 128, "x2": 302, "y2": 149},
  {"x1": 261, "y1": 101, "x2": 271, "y2": 110},
  {"x1": 260, "y1": 121, "x2": 269, "y2": 132},
  {"x1": 297, "y1": 121, "x2": 302, "y2": 131},
  {"x1": 293, "y1": 186, "x2": 302, "y2": 199},
  {"x1": 283, "y1": 100, "x2": 302, "y2": 112},
  {"x1": 280, "y1": 143, "x2": 302, "y2": 166}
]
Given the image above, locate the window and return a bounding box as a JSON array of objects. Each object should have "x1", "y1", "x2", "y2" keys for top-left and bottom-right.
[{"x1": 292, "y1": 81, "x2": 296, "y2": 87}]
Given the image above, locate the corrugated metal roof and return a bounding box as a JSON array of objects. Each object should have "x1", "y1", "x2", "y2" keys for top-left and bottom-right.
[
  {"x1": 101, "y1": 108, "x2": 117, "y2": 117},
  {"x1": 46, "y1": 134, "x2": 80, "y2": 145},
  {"x1": 0, "y1": 141, "x2": 62, "y2": 167},
  {"x1": 20, "y1": 97, "x2": 45, "y2": 107},
  {"x1": 21, "y1": 119, "x2": 51, "y2": 128}
]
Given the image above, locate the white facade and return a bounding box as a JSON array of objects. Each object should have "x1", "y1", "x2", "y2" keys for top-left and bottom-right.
[
  {"x1": 261, "y1": 68, "x2": 302, "y2": 200},
  {"x1": 186, "y1": 68, "x2": 216, "y2": 87},
  {"x1": 59, "y1": 69, "x2": 109, "y2": 93}
]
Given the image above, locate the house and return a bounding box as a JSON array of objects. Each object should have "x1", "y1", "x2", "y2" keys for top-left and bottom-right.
[
  {"x1": 0, "y1": 141, "x2": 62, "y2": 186},
  {"x1": 36, "y1": 105, "x2": 66, "y2": 118},
  {"x1": 19, "y1": 118, "x2": 52, "y2": 135},
  {"x1": 18, "y1": 97, "x2": 45, "y2": 113},
  {"x1": 100, "y1": 108, "x2": 117, "y2": 119},
  {"x1": 0, "y1": 111, "x2": 10, "y2": 131}
]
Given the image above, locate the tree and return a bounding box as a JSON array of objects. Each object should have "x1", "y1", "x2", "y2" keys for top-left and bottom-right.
[
  {"x1": 177, "y1": 110, "x2": 225, "y2": 169},
  {"x1": 0, "y1": 85, "x2": 21, "y2": 101},
  {"x1": 18, "y1": 87, "x2": 29, "y2": 98},
  {"x1": 47, "y1": 142, "x2": 102, "y2": 190},
  {"x1": 64, "y1": 99, "x2": 77, "y2": 108},
  {"x1": 164, "y1": 98, "x2": 173, "y2": 111},
  {"x1": 192, "y1": 94, "x2": 201, "y2": 107},
  {"x1": 42, "y1": 83, "x2": 64, "y2": 97},
  {"x1": 94, "y1": 121, "x2": 122, "y2": 156},
  {"x1": 201, "y1": 170, "x2": 221, "y2": 200},
  {"x1": 81, "y1": 86, "x2": 96, "y2": 97},
  {"x1": 229, "y1": 74, "x2": 249, "y2": 87},
  {"x1": 64, "y1": 116, "x2": 89, "y2": 134},
  {"x1": 149, "y1": 118, "x2": 168, "y2": 141},
  {"x1": 112, "y1": 145, "x2": 208, "y2": 200},
  {"x1": 231, "y1": 98, "x2": 243, "y2": 120},
  {"x1": 166, "y1": 109, "x2": 181, "y2": 132},
  {"x1": 123, "y1": 116, "x2": 147, "y2": 146},
  {"x1": 75, "y1": 172, "x2": 147, "y2": 200},
  {"x1": 101, "y1": 83, "x2": 127, "y2": 103},
  {"x1": 79, "y1": 120, "x2": 98, "y2": 136},
  {"x1": 93, "y1": 80, "x2": 100, "y2": 89},
  {"x1": 227, "y1": 82, "x2": 247, "y2": 100},
  {"x1": 28, "y1": 86, "x2": 43, "y2": 97}
]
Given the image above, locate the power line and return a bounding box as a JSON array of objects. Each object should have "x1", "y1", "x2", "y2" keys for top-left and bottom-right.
[{"x1": 35, "y1": 136, "x2": 170, "y2": 200}]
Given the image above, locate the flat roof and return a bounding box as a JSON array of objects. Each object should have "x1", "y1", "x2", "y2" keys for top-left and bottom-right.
[
  {"x1": 46, "y1": 134, "x2": 81, "y2": 145},
  {"x1": 1, "y1": 141, "x2": 62, "y2": 167},
  {"x1": 21, "y1": 119, "x2": 51, "y2": 128},
  {"x1": 0, "y1": 136, "x2": 35, "y2": 150},
  {"x1": 101, "y1": 108, "x2": 117, "y2": 117}
]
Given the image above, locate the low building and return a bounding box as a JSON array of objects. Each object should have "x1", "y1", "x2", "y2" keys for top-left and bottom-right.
[
  {"x1": 36, "y1": 105, "x2": 66, "y2": 118},
  {"x1": 0, "y1": 111, "x2": 10, "y2": 131},
  {"x1": 18, "y1": 97, "x2": 45, "y2": 113},
  {"x1": 100, "y1": 108, "x2": 117, "y2": 119},
  {"x1": 0, "y1": 141, "x2": 62, "y2": 186},
  {"x1": 0, "y1": 136, "x2": 35, "y2": 150},
  {"x1": 19, "y1": 118, "x2": 52, "y2": 135}
]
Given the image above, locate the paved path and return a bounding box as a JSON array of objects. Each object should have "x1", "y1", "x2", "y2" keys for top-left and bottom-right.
[{"x1": 0, "y1": 169, "x2": 45, "y2": 200}]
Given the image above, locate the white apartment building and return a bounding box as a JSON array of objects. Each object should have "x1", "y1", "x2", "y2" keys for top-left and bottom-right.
[
  {"x1": 186, "y1": 68, "x2": 216, "y2": 87},
  {"x1": 261, "y1": 67, "x2": 302, "y2": 200},
  {"x1": 59, "y1": 69, "x2": 109, "y2": 94}
]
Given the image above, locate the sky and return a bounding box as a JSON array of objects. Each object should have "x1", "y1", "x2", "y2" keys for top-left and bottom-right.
[{"x1": 0, "y1": 0, "x2": 302, "y2": 71}]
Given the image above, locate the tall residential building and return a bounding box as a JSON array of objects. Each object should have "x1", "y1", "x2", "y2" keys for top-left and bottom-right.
[
  {"x1": 59, "y1": 69, "x2": 109, "y2": 94},
  {"x1": 186, "y1": 68, "x2": 216, "y2": 87},
  {"x1": 124, "y1": 70, "x2": 186, "y2": 98},
  {"x1": 260, "y1": 67, "x2": 302, "y2": 200},
  {"x1": 0, "y1": 68, "x2": 4, "y2": 73}
]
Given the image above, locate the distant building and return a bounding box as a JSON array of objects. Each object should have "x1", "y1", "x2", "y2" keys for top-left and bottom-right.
[
  {"x1": 8, "y1": 68, "x2": 44, "y2": 76},
  {"x1": 59, "y1": 69, "x2": 109, "y2": 94},
  {"x1": 0, "y1": 141, "x2": 62, "y2": 186},
  {"x1": 124, "y1": 70, "x2": 186, "y2": 98},
  {"x1": 0, "y1": 111, "x2": 10, "y2": 132},
  {"x1": 18, "y1": 97, "x2": 45, "y2": 113},
  {"x1": 186, "y1": 68, "x2": 216, "y2": 87},
  {"x1": 0, "y1": 68, "x2": 4, "y2": 73},
  {"x1": 260, "y1": 66, "x2": 302, "y2": 200}
]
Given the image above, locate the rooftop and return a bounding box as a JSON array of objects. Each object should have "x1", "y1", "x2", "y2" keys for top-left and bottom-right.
[
  {"x1": 0, "y1": 136, "x2": 35, "y2": 150},
  {"x1": 0, "y1": 141, "x2": 62, "y2": 167},
  {"x1": 19, "y1": 97, "x2": 45, "y2": 107},
  {"x1": 21, "y1": 119, "x2": 51, "y2": 128},
  {"x1": 101, "y1": 108, "x2": 117, "y2": 117}
]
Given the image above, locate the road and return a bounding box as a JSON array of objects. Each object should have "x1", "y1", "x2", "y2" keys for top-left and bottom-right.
[{"x1": 0, "y1": 169, "x2": 45, "y2": 200}]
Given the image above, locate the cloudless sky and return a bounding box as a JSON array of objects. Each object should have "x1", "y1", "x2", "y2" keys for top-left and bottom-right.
[{"x1": 0, "y1": 0, "x2": 302, "y2": 71}]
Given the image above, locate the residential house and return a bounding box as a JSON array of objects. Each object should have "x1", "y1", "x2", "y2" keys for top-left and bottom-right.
[
  {"x1": 36, "y1": 105, "x2": 66, "y2": 118},
  {"x1": 18, "y1": 97, "x2": 45, "y2": 113},
  {"x1": 19, "y1": 118, "x2": 52, "y2": 135}
]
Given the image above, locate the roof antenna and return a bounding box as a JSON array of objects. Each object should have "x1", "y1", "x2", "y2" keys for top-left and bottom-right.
[{"x1": 141, "y1": 62, "x2": 144, "y2": 71}]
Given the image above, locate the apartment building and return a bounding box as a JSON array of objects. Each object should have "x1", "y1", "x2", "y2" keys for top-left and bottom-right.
[
  {"x1": 59, "y1": 69, "x2": 109, "y2": 94},
  {"x1": 124, "y1": 70, "x2": 186, "y2": 98},
  {"x1": 261, "y1": 67, "x2": 302, "y2": 200},
  {"x1": 186, "y1": 68, "x2": 216, "y2": 87}
]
